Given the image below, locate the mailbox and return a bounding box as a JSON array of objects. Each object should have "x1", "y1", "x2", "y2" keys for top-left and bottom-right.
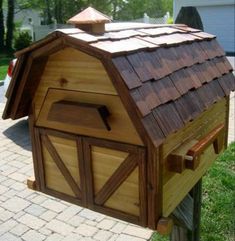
[{"x1": 3, "y1": 7, "x2": 234, "y2": 230}]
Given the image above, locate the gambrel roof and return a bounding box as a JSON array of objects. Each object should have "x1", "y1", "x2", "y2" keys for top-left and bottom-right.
[{"x1": 3, "y1": 22, "x2": 235, "y2": 147}]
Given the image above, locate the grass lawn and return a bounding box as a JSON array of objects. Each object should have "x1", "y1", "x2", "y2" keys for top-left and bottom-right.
[
  {"x1": 151, "y1": 142, "x2": 235, "y2": 241},
  {"x1": 0, "y1": 54, "x2": 13, "y2": 81}
]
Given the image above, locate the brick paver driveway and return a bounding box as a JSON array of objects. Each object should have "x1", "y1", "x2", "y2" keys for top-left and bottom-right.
[{"x1": 0, "y1": 96, "x2": 153, "y2": 241}]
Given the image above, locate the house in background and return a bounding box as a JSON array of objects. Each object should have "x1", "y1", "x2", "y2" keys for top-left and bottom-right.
[{"x1": 173, "y1": 0, "x2": 235, "y2": 55}]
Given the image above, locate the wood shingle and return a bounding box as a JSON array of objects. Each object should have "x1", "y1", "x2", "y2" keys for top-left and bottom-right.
[{"x1": 3, "y1": 21, "x2": 235, "y2": 147}]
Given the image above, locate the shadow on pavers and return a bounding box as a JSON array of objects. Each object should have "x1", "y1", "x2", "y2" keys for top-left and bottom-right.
[{"x1": 3, "y1": 119, "x2": 32, "y2": 151}]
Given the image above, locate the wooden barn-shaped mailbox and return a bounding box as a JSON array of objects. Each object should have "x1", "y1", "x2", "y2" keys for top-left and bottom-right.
[{"x1": 3, "y1": 7, "x2": 235, "y2": 231}]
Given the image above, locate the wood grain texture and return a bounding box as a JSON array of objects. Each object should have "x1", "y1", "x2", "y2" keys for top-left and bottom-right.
[
  {"x1": 2, "y1": 55, "x2": 27, "y2": 119},
  {"x1": 94, "y1": 153, "x2": 138, "y2": 205},
  {"x1": 157, "y1": 217, "x2": 173, "y2": 235},
  {"x1": 27, "y1": 177, "x2": 37, "y2": 190},
  {"x1": 138, "y1": 148, "x2": 147, "y2": 226},
  {"x1": 10, "y1": 56, "x2": 33, "y2": 118},
  {"x1": 48, "y1": 100, "x2": 110, "y2": 130},
  {"x1": 186, "y1": 124, "x2": 225, "y2": 170},
  {"x1": 162, "y1": 99, "x2": 227, "y2": 217},
  {"x1": 30, "y1": 38, "x2": 64, "y2": 59},
  {"x1": 84, "y1": 137, "x2": 145, "y2": 218},
  {"x1": 162, "y1": 98, "x2": 227, "y2": 161},
  {"x1": 37, "y1": 128, "x2": 84, "y2": 200},
  {"x1": 162, "y1": 99, "x2": 227, "y2": 216},
  {"x1": 170, "y1": 180, "x2": 202, "y2": 241},
  {"x1": 101, "y1": 58, "x2": 148, "y2": 145},
  {"x1": 42, "y1": 144, "x2": 75, "y2": 197},
  {"x1": 36, "y1": 89, "x2": 143, "y2": 145},
  {"x1": 103, "y1": 167, "x2": 140, "y2": 216},
  {"x1": 42, "y1": 134, "x2": 82, "y2": 198},
  {"x1": 163, "y1": 144, "x2": 223, "y2": 217},
  {"x1": 167, "y1": 140, "x2": 198, "y2": 173},
  {"x1": 28, "y1": 112, "x2": 41, "y2": 191},
  {"x1": 33, "y1": 47, "x2": 117, "y2": 118},
  {"x1": 91, "y1": 146, "x2": 129, "y2": 196},
  {"x1": 147, "y1": 141, "x2": 162, "y2": 229},
  {"x1": 47, "y1": 134, "x2": 81, "y2": 188}
]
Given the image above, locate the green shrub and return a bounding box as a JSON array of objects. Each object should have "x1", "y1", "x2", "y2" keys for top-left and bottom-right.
[
  {"x1": 14, "y1": 31, "x2": 32, "y2": 51},
  {"x1": 167, "y1": 17, "x2": 173, "y2": 24}
]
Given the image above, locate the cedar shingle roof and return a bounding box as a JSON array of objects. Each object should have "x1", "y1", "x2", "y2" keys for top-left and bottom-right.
[
  {"x1": 3, "y1": 23, "x2": 235, "y2": 147},
  {"x1": 112, "y1": 35, "x2": 234, "y2": 145}
]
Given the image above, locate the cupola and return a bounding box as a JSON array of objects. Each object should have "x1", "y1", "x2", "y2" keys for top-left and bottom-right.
[{"x1": 67, "y1": 7, "x2": 111, "y2": 34}]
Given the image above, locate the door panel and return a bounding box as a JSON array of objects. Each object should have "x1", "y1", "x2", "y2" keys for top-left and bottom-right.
[
  {"x1": 39, "y1": 129, "x2": 83, "y2": 203},
  {"x1": 36, "y1": 128, "x2": 147, "y2": 226},
  {"x1": 83, "y1": 137, "x2": 147, "y2": 225},
  {"x1": 104, "y1": 166, "x2": 139, "y2": 216},
  {"x1": 47, "y1": 135, "x2": 81, "y2": 188},
  {"x1": 91, "y1": 146, "x2": 129, "y2": 195},
  {"x1": 42, "y1": 145, "x2": 76, "y2": 197}
]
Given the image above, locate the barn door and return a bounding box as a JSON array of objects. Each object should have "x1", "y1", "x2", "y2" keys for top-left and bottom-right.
[
  {"x1": 83, "y1": 137, "x2": 147, "y2": 226},
  {"x1": 37, "y1": 128, "x2": 85, "y2": 205},
  {"x1": 36, "y1": 128, "x2": 147, "y2": 226}
]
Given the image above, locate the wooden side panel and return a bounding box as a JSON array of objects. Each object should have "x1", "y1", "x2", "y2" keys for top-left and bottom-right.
[
  {"x1": 33, "y1": 47, "x2": 117, "y2": 118},
  {"x1": 41, "y1": 132, "x2": 82, "y2": 200},
  {"x1": 48, "y1": 101, "x2": 110, "y2": 130},
  {"x1": 42, "y1": 144, "x2": 75, "y2": 197},
  {"x1": 163, "y1": 144, "x2": 221, "y2": 217},
  {"x1": 91, "y1": 146, "x2": 139, "y2": 216},
  {"x1": 36, "y1": 89, "x2": 143, "y2": 145},
  {"x1": 83, "y1": 137, "x2": 147, "y2": 225},
  {"x1": 35, "y1": 127, "x2": 147, "y2": 226},
  {"x1": 162, "y1": 98, "x2": 227, "y2": 217},
  {"x1": 47, "y1": 135, "x2": 81, "y2": 188},
  {"x1": 91, "y1": 146, "x2": 129, "y2": 195},
  {"x1": 162, "y1": 98, "x2": 227, "y2": 161},
  {"x1": 104, "y1": 167, "x2": 139, "y2": 216}
]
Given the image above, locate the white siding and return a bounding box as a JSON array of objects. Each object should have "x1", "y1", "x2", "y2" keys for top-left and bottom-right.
[
  {"x1": 174, "y1": 0, "x2": 234, "y2": 18},
  {"x1": 197, "y1": 5, "x2": 235, "y2": 54},
  {"x1": 174, "y1": 0, "x2": 235, "y2": 54}
]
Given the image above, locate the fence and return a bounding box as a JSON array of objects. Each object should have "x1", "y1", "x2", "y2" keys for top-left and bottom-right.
[
  {"x1": 20, "y1": 12, "x2": 171, "y2": 42},
  {"x1": 133, "y1": 12, "x2": 170, "y2": 24}
]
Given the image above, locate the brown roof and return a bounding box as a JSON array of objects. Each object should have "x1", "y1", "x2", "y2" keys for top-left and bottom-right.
[
  {"x1": 3, "y1": 22, "x2": 235, "y2": 147},
  {"x1": 67, "y1": 7, "x2": 111, "y2": 24}
]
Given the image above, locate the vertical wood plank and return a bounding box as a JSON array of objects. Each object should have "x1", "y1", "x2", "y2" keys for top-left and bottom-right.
[
  {"x1": 42, "y1": 134, "x2": 82, "y2": 198},
  {"x1": 188, "y1": 179, "x2": 202, "y2": 241},
  {"x1": 28, "y1": 112, "x2": 41, "y2": 191},
  {"x1": 83, "y1": 139, "x2": 94, "y2": 208},
  {"x1": 138, "y1": 148, "x2": 147, "y2": 226},
  {"x1": 225, "y1": 96, "x2": 230, "y2": 148},
  {"x1": 147, "y1": 142, "x2": 162, "y2": 229},
  {"x1": 77, "y1": 137, "x2": 87, "y2": 206},
  {"x1": 35, "y1": 127, "x2": 46, "y2": 191},
  {"x1": 11, "y1": 56, "x2": 33, "y2": 118},
  {"x1": 171, "y1": 179, "x2": 202, "y2": 241},
  {"x1": 170, "y1": 226, "x2": 188, "y2": 241},
  {"x1": 94, "y1": 153, "x2": 138, "y2": 205}
]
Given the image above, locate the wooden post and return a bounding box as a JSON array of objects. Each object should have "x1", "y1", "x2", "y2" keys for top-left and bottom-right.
[
  {"x1": 170, "y1": 179, "x2": 202, "y2": 241},
  {"x1": 188, "y1": 179, "x2": 202, "y2": 241}
]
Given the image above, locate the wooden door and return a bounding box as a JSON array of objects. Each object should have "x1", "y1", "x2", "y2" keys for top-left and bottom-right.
[
  {"x1": 35, "y1": 128, "x2": 147, "y2": 226},
  {"x1": 37, "y1": 128, "x2": 85, "y2": 206},
  {"x1": 83, "y1": 137, "x2": 147, "y2": 226}
]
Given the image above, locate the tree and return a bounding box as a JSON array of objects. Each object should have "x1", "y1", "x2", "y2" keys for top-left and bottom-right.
[
  {"x1": 6, "y1": 0, "x2": 14, "y2": 51},
  {"x1": 114, "y1": 0, "x2": 173, "y2": 21},
  {"x1": 0, "y1": 0, "x2": 5, "y2": 50}
]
